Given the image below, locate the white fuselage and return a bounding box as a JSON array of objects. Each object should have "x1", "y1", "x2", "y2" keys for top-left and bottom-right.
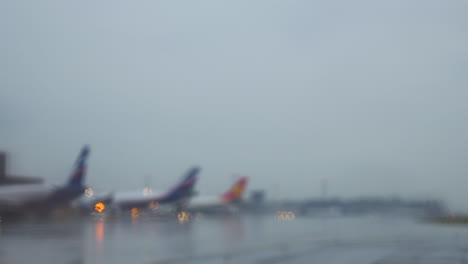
[
  {"x1": 0, "y1": 184, "x2": 55, "y2": 208},
  {"x1": 112, "y1": 190, "x2": 165, "y2": 208},
  {"x1": 186, "y1": 195, "x2": 227, "y2": 211}
]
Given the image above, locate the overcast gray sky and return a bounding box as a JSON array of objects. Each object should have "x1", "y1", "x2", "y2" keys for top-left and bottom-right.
[{"x1": 1, "y1": 1, "x2": 468, "y2": 209}]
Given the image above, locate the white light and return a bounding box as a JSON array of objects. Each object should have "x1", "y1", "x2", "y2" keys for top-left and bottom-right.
[
  {"x1": 84, "y1": 188, "x2": 94, "y2": 197},
  {"x1": 143, "y1": 187, "x2": 153, "y2": 196}
]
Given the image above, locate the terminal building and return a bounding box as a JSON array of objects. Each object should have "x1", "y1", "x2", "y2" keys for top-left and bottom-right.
[{"x1": 0, "y1": 152, "x2": 43, "y2": 185}]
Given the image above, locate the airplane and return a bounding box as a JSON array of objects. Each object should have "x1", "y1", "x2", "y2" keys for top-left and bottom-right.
[
  {"x1": 79, "y1": 167, "x2": 200, "y2": 213},
  {"x1": 0, "y1": 145, "x2": 90, "y2": 216},
  {"x1": 184, "y1": 176, "x2": 248, "y2": 213}
]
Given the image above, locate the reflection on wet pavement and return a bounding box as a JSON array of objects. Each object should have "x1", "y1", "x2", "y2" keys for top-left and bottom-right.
[{"x1": 1, "y1": 215, "x2": 467, "y2": 264}]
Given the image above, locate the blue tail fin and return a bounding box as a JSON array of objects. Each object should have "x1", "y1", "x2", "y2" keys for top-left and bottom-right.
[
  {"x1": 67, "y1": 145, "x2": 90, "y2": 186},
  {"x1": 162, "y1": 167, "x2": 200, "y2": 202}
]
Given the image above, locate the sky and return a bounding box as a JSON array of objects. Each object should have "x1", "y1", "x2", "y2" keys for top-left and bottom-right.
[{"x1": 1, "y1": 1, "x2": 468, "y2": 209}]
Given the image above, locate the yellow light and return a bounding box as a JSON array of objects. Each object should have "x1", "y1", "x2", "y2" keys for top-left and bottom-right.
[
  {"x1": 94, "y1": 202, "x2": 105, "y2": 213},
  {"x1": 131, "y1": 208, "x2": 140, "y2": 218},
  {"x1": 85, "y1": 188, "x2": 94, "y2": 197},
  {"x1": 149, "y1": 201, "x2": 159, "y2": 210},
  {"x1": 177, "y1": 211, "x2": 191, "y2": 223}
]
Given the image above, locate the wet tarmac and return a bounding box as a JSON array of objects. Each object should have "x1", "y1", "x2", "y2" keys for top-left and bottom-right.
[{"x1": 1, "y1": 214, "x2": 467, "y2": 264}]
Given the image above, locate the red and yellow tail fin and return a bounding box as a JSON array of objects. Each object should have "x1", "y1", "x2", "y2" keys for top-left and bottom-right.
[{"x1": 221, "y1": 177, "x2": 248, "y2": 202}]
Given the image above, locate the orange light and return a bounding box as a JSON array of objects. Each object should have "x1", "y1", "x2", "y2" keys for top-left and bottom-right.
[
  {"x1": 149, "y1": 201, "x2": 159, "y2": 210},
  {"x1": 95, "y1": 220, "x2": 104, "y2": 245},
  {"x1": 131, "y1": 208, "x2": 140, "y2": 218},
  {"x1": 94, "y1": 202, "x2": 105, "y2": 213}
]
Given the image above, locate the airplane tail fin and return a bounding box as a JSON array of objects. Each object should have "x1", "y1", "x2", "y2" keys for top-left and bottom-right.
[
  {"x1": 67, "y1": 145, "x2": 90, "y2": 186},
  {"x1": 221, "y1": 177, "x2": 248, "y2": 202},
  {"x1": 162, "y1": 167, "x2": 200, "y2": 202}
]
